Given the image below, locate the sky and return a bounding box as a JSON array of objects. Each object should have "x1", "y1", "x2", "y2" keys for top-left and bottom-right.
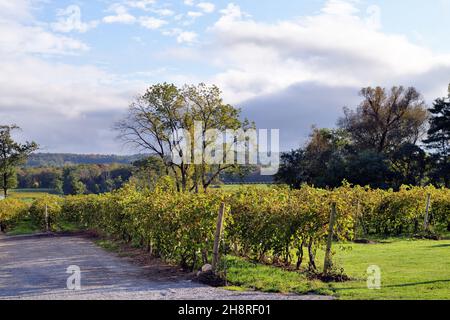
[{"x1": 1, "y1": 0, "x2": 450, "y2": 154}]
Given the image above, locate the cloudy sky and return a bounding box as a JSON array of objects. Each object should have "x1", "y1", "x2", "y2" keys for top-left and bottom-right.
[{"x1": 1, "y1": 0, "x2": 450, "y2": 154}]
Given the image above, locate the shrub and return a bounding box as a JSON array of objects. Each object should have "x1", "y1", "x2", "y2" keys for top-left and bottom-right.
[
  {"x1": 58, "y1": 183, "x2": 450, "y2": 270},
  {"x1": 29, "y1": 195, "x2": 63, "y2": 230},
  {"x1": 0, "y1": 198, "x2": 29, "y2": 232}
]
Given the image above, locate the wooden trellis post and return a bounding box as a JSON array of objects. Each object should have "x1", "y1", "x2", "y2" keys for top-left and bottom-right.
[
  {"x1": 323, "y1": 203, "x2": 337, "y2": 275},
  {"x1": 45, "y1": 204, "x2": 49, "y2": 232},
  {"x1": 212, "y1": 202, "x2": 226, "y2": 272},
  {"x1": 423, "y1": 194, "x2": 431, "y2": 231}
]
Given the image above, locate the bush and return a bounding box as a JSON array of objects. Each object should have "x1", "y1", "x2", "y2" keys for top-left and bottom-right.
[
  {"x1": 29, "y1": 195, "x2": 63, "y2": 231},
  {"x1": 0, "y1": 198, "x2": 29, "y2": 232},
  {"x1": 58, "y1": 183, "x2": 450, "y2": 271}
]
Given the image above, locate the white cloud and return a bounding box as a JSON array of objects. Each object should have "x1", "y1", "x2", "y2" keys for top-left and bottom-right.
[
  {"x1": 187, "y1": 11, "x2": 203, "y2": 18},
  {"x1": 103, "y1": 3, "x2": 170, "y2": 30},
  {"x1": 217, "y1": 3, "x2": 246, "y2": 25},
  {"x1": 365, "y1": 5, "x2": 381, "y2": 30},
  {"x1": 321, "y1": 0, "x2": 359, "y2": 16},
  {"x1": 208, "y1": 1, "x2": 450, "y2": 103},
  {"x1": 52, "y1": 5, "x2": 99, "y2": 33},
  {"x1": 184, "y1": 0, "x2": 195, "y2": 6},
  {"x1": 0, "y1": 0, "x2": 33, "y2": 21},
  {"x1": 0, "y1": 1, "x2": 89, "y2": 55},
  {"x1": 177, "y1": 31, "x2": 198, "y2": 44},
  {"x1": 152, "y1": 8, "x2": 175, "y2": 16},
  {"x1": 197, "y1": 2, "x2": 215, "y2": 13},
  {"x1": 103, "y1": 4, "x2": 136, "y2": 24},
  {"x1": 0, "y1": 0, "x2": 141, "y2": 153},
  {"x1": 0, "y1": 56, "x2": 128, "y2": 116},
  {"x1": 139, "y1": 16, "x2": 167, "y2": 29},
  {"x1": 126, "y1": 0, "x2": 156, "y2": 11},
  {"x1": 0, "y1": 22, "x2": 89, "y2": 55}
]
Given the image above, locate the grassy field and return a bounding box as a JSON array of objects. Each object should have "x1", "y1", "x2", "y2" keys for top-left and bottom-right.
[
  {"x1": 6, "y1": 218, "x2": 41, "y2": 236},
  {"x1": 8, "y1": 188, "x2": 59, "y2": 202},
  {"x1": 6, "y1": 218, "x2": 81, "y2": 236},
  {"x1": 223, "y1": 238, "x2": 450, "y2": 300},
  {"x1": 214, "y1": 184, "x2": 278, "y2": 190}
]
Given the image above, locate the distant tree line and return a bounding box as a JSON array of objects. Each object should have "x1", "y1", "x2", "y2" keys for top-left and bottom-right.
[
  {"x1": 16, "y1": 164, "x2": 133, "y2": 195},
  {"x1": 276, "y1": 85, "x2": 450, "y2": 189},
  {"x1": 26, "y1": 153, "x2": 147, "y2": 167}
]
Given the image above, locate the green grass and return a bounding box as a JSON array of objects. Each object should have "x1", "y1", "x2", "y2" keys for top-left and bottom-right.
[
  {"x1": 222, "y1": 256, "x2": 332, "y2": 295},
  {"x1": 6, "y1": 219, "x2": 81, "y2": 236},
  {"x1": 331, "y1": 239, "x2": 450, "y2": 300},
  {"x1": 95, "y1": 239, "x2": 122, "y2": 252},
  {"x1": 215, "y1": 184, "x2": 278, "y2": 190},
  {"x1": 8, "y1": 188, "x2": 59, "y2": 203},
  {"x1": 53, "y1": 220, "x2": 83, "y2": 233},
  {"x1": 223, "y1": 238, "x2": 450, "y2": 300},
  {"x1": 7, "y1": 218, "x2": 41, "y2": 236}
]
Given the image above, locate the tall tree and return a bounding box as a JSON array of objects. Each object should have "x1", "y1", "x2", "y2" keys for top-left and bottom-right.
[
  {"x1": 276, "y1": 128, "x2": 351, "y2": 188},
  {"x1": 62, "y1": 167, "x2": 86, "y2": 195},
  {"x1": 424, "y1": 85, "x2": 450, "y2": 187},
  {"x1": 0, "y1": 125, "x2": 38, "y2": 197},
  {"x1": 130, "y1": 156, "x2": 167, "y2": 190},
  {"x1": 388, "y1": 143, "x2": 427, "y2": 189},
  {"x1": 116, "y1": 83, "x2": 252, "y2": 192},
  {"x1": 338, "y1": 86, "x2": 428, "y2": 154}
]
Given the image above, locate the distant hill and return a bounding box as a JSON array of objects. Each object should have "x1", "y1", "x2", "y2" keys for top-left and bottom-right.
[{"x1": 25, "y1": 153, "x2": 148, "y2": 167}]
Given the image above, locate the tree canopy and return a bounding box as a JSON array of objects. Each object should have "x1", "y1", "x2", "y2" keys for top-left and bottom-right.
[
  {"x1": 338, "y1": 86, "x2": 428, "y2": 154},
  {"x1": 424, "y1": 85, "x2": 450, "y2": 187},
  {"x1": 115, "y1": 83, "x2": 253, "y2": 192},
  {"x1": 0, "y1": 125, "x2": 38, "y2": 197},
  {"x1": 277, "y1": 86, "x2": 434, "y2": 190}
]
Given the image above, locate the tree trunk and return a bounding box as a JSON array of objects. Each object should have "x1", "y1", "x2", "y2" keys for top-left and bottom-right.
[
  {"x1": 308, "y1": 238, "x2": 316, "y2": 271},
  {"x1": 296, "y1": 240, "x2": 305, "y2": 270},
  {"x1": 3, "y1": 172, "x2": 7, "y2": 198},
  {"x1": 212, "y1": 203, "x2": 226, "y2": 271},
  {"x1": 323, "y1": 203, "x2": 337, "y2": 275},
  {"x1": 284, "y1": 243, "x2": 291, "y2": 265},
  {"x1": 202, "y1": 249, "x2": 209, "y2": 265}
]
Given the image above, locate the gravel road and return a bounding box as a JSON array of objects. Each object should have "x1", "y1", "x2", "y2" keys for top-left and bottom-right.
[{"x1": 0, "y1": 234, "x2": 332, "y2": 300}]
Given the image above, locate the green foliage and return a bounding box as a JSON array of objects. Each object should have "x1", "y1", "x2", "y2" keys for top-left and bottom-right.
[
  {"x1": 62, "y1": 167, "x2": 86, "y2": 195},
  {"x1": 17, "y1": 163, "x2": 133, "y2": 195},
  {"x1": 8, "y1": 189, "x2": 59, "y2": 203},
  {"x1": 277, "y1": 86, "x2": 434, "y2": 190},
  {"x1": 0, "y1": 168, "x2": 18, "y2": 191},
  {"x1": 62, "y1": 184, "x2": 228, "y2": 270},
  {"x1": 224, "y1": 239, "x2": 450, "y2": 300},
  {"x1": 0, "y1": 198, "x2": 29, "y2": 232},
  {"x1": 130, "y1": 156, "x2": 167, "y2": 190},
  {"x1": 29, "y1": 195, "x2": 63, "y2": 230},
  {"x1": 26, "y1": 153, "x2": 146, "y2": 167},
  {"x1": 339, "y1": 86, "x2": 428, "y2": 154},
  {"x1": 0, "y1": 125, "x2": 38, "y2": 197},
  {"x1": 116, "y1": 82, "x2": 253, "y2": 192},
  {"x1": 59, "y1": 183, "x2": 450, "y2": 272},
  {"x1": 424, "y1": 86, "x2": 450, "y2": 187}
]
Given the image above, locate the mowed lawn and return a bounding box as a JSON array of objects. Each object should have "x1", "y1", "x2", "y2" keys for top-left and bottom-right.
[
  {"x1": 8, "y1": 188, "x2": 59, "y2": 202},
  {"x1": 224, "y1": 238, "x2": 450, "y2": 300},
  {"x1": 331, "y1": 238, "x2": 450, "y2": 300}
]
